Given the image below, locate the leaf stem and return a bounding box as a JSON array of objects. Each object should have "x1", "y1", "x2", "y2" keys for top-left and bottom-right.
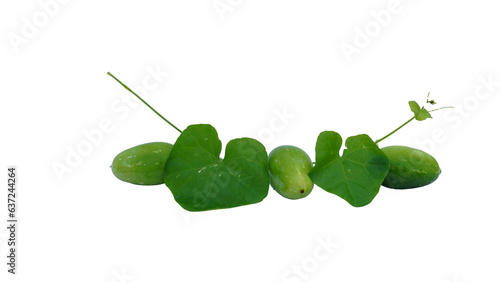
[
  {"x1": 107, "y1": 72, "x2": 182, "y2": 134},
  {"x1": 375, "y1": 117, "x2": 414, "y2": 144},
  {"x1": 375, "y1": 105, "x2": 454, "y2": 144}
]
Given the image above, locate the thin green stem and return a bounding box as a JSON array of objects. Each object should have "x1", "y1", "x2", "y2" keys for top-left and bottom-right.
[
  {"x1": 429, "y1": 106, "x2": 454, "y2": 112},
  {"x1": 375, "y1": 105, "x2": 454, "y2": 144},
  {"x1": 375, "y1": 117, "x2": 414, "y2": 144},
  {"x1": 107, "y1": 72, "x2": 182, "y2": 134}
]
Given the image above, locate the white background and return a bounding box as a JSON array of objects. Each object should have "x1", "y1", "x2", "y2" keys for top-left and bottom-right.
[{"x1": 1, "y1": 1, "x2": 499, "y2": 281}]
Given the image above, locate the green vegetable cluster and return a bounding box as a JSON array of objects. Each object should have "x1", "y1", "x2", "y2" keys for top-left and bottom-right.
[{"x1": 109, "y1": 73, "x2": 449, "y2": 212}]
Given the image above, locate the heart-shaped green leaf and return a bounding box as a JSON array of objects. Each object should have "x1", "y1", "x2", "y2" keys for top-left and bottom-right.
[
  {"x1": 308, "y1": 131, "x2": 390, "y2": 207},
  {"x1": 164, "y1": 124, "x2": 270, "y2": 211},
  {"x1": 409, "y1": 101, "x2": 432, "y2": 121}
]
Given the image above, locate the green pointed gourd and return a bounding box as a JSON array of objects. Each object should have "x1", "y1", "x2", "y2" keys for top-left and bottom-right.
[
  {"x1": 381, "y1": 145, "x2": 441, "y2": 189},
  {"x1": 268, "y1": 145, "x2": 314, "y2": 199},
  {"x1": 111, "y1": 142, "x2": 173, "y2": 185}
]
